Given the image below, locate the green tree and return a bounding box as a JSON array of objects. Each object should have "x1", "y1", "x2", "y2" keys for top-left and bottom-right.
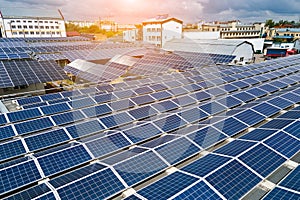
[{"x1": 265, "y1": 19, "x2": 275, "y2": 28}]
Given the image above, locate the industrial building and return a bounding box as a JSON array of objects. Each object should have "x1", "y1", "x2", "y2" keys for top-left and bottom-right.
[
  {"x1": 0, "y1": 8, "x2": 66, "y2": 38},
  {"x1": 164, "y1": 38, "x2": 255, "y2": 65},
  {"x1": 142, "y1": 14, "x2": 183, "y2": 47}
]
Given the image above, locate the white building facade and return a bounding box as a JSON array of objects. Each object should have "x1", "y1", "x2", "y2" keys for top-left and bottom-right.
[
  {"x1": 123, "y1": 29, "x2": 138, "y2": 42},
  {"x1": 142, "y1": 15, "x2": 183, "y2": 47},
  {"x1": 0, "y1": 8, "x2": 66, "y2": 38}
]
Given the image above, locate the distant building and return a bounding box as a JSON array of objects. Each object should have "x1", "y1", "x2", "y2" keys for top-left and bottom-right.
[
  {"x1": 274, "y1": 28, "x2": 300, "y2": 40},
  {"x1": 0, "y1": 8, "x2": 66, "y2": 38},
  {"x1": 123, "y1": 29, "x2": 139, "y2": 42},
  {"x1": 142, "y1": 14, "x2": 183, "y2": 47},
  {"x1": 97, "y1": 20, "x2": 117, "y2": 32},
  {"x1": 66, "y1": 20, "x2": 95, "y2": 27},
  {"x1": 199, "y1": 20, "x2": 265, "y2": 39}
]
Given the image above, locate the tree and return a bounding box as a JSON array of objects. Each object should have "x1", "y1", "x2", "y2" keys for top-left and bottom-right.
[{"x1": 265, "y1": 19, "x2": 275, "y2": 28}]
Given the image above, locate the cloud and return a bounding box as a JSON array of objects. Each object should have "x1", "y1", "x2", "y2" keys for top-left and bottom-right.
[{"x1": 0, "y1": 0, "x2": 299, "y2": 23}]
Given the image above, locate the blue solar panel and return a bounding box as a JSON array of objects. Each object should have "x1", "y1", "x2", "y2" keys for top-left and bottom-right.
[
  {"x1": 38, "y1": 145, "x2": 92, "y2": 176},
  {"x1": 179, "y1": 108, "x2": 209, "y2": 123},
  {"x1": 57, "y1": 168, "x2": 126, "y2": 200},
  {"x1": 214, "y1": 140, "x2": 256, "y2": 157},
  {"x1": 149, "y1": 83, "x2": 168, "y2": 91},
  {"x1": 155, "y1": 137, "x2": 200, "y2": 165},
  {"x1": 0, "y1": 161, "x2": 42, "y2": 194},
  {"x1": 85, "y1": 133, "x2": 131, "y2": 158},
  {"x1": 173, "y1": 95, "x2": 197, "y2": 107},
  {"x1": 34, "y1": 192, "x2": 56, "y2": 200},
  {"x1": 131, "y1": 94, "x2": 155, "y2": 105},
  {"x1": 22, "y1": 102, "x2": 48, "y2": 109},
  {"x1": 281, "y1": 93, "x2": 300, "y2": 103},
  {"x1": 206, "y1": 160, "x2": 262, "y2": 200},
  {"x1": 152, "y1": 100, "x2": 179, "y2": 112},
  {"x1": 223, "y1": 84, "x2": 239, "y2": 92},
  {"x1": 246, "y1": 87, "x2": 268, "y2": 98},
  {"x1": 213, "y1": 117, "x2": 248, "y2": 136},
  {"x1": 263, "y1": 187, "x2": 300, "y2": 200},
  {"x1": 187, "y1": 126, "x2": 227, "y2": 148},
  {"x1": 252, "y1": 103, "x2": 281, "y2": 117},
  {"x1": 238, "y1": 144, "x2": 286, "y2": 177},
  {"x1": 100, "y1": 112, "x2": 134, "y2": 128},
  {"x1": 239, "y1": 129, "x2": 277, "y2": 141},
  {"x1": 40, "y1": 102, "x2": 71, "y2": 115},
  {"x1": 128, "y1": 106, "x2": 158, "y2": 120},
  {"x1": 137, "y1": 171, "x2": 199, "y2": 200},
  {"x1": 259, "y1": 84, "x2": 279, "y2": 93},
  {"x1": 233, "y1": 92, "x2": 256, "y2": 102},
  {"x1": 150, "y1": 91, "x2": 173, "y2": 101},
  {"x1": 279, "y1": 165, "x2": 300, "y2": 192},
  {"x1": 7, "y1": 108, "x2": 42, "y2": 123},
  {"x1": 264, "y1": 131, "x2": 300, "y2": 158},
  {"x1": 284, "y1": 121, "x2": 300, "y2": 139},
  {"x1": 113, "y1": 151, "x2": 168, "y2": 186},
  {"x1": 82, "y1": 104, "x2": 112, "y2": 117},
  {"x1": 0, "y1": 114, "x2": 7, "y2": 126},
  {"x1": 40, "y1": 93, "x2": 62, "y2": 101},
  {"x1": 69, "y1": 97, "x2": 96, "y2": 109},
  {"x1": 0, "y1": 140, "x2": 26, "y2": 161},
  {"x1": 199, "y1": 102, "x2": 227, "y2": 115},
  {"x1": 231, "y1": 81, "x2": 250, "y2": 89},
  {"x1": 51, "y1": 110, "x2": 85, "y2": 125},
  {"x1": 192, "y1": 91, "x2": 211, "y2": 102},
  {"x1": 260, "y1": 119, "x2": 294, "y2": 130},
  {"x1": 113, "y1": 89, "x2": 135, "y2": 99},
  {"x1": 5, "y1": 183, "x2": 51, "y2": 200},
  {"x1": 17, "y1": 96, "x2": 41, "y2": 106},
  {"x1": 278, "y1": 111, "x2": 300, "y2": 119},
  {"x1": 109, "y1": 99, "x2": 135, "y2": 111},
  {"x1": 0, "y1": 125, "x2": 16, "y2": 141},
  {"x1": 173, "y1": 181, "x2": 222, "y2": 200},
  {"x1": 153, "y1": 114, "x2": 187, "y2": 132},
  {"x1": 168, "y1": 87, "x2": 188, "y2": 96},
  {"x1": 14, "y1": 117, "x2": 54, "y2": 135},
  {"x1": 49, "y1": 163, "x2": 106, "y2": 188},
  {"x1": 267, "y1": 97, "x2": 294, "y2": 109},
  {"x1": 216, "y1": 96, "x2": 242, "y2": 108},
  {"x1": 92, "y1": 93, "x2": 117, "y2": 104},
  {"x1": 66, "y1": 120, "x2": 105, "y2": 138},
  {"x1": 25, "y1": 129, "x2": 70, "y2": 151},
  {"x1": 123, "y1": 123, "x2": 162, "y2": 143},
  {"x1": 234, "y1": 110, "x2": 265, "y2": 126},
  {"x1": 134, "y1": 86, "x2": 153, "y2": 95}
]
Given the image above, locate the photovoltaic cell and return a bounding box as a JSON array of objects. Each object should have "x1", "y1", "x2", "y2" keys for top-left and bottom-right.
[
  {"x1": 263, "y1": 187, "x2": 300, "y2": 200},
  {"x1": 239, "y1": 129, "x2": 277, "y2": 141},
  {"x1": 123, "y1": 123, "x2": 162, "y2": 143},
  {"x1": 213, "y1": 117, "x2": 248, "y2": 136},
  {"x1": 206, "y1": 160, "x2": 262, "y2": 200},
  {"x1": 0, "y1": 140, "x2": 26, "y2": 161},
  {"x1": 5, "y1": 183, "x2": 51, "y2": 200},
  {"x1": 51, "y1": 110, "x2": 85, "y2": 125},
  {"x1": 7, "y1": 108, "x2": 42, "y2": 123},
  {"x1": 284, "y1": 121, "x2": 300, "y2": 139},
  {"x1": 279, "y1": 165, "x2": 300, "y2": 192},
  {"x1": 38, "y1": 145, "x2": 92, "y2": 176},
  {"x1": 14, "y1": 117, "x2": 54, "y2": 135},
  {"x1": 66, "y1": 120, "x2": 105, "y2": 138},
  {"x1": 113, "y1": 151, "x2": 168, "y2": 186},
  {"x1": 238, "y1": 144, "x2": 286, "y2": 177},
  {"x1": 234, "y1": 110, "x2": 265, "y2": 126},
  {"x1": 137, "y1": 172, "x2": 199, "y2": 200},
  {"x1": 214, "y1": 140, "x2": 256, "y2": 157},
  {"x1": 0, "y1": 125, "x2": 16, "y2": 141},
  {"x1": 57, "y1": 168, "x2": 126, "y2": 200}
]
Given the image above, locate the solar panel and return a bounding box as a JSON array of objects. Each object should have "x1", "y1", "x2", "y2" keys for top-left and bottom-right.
[
  {"x1": 85, "y1": 132, "x2": 131, "y2": 158},
  {"x1": 14, "y1": 117, "x2": 54, "y2": 135},
  {"x1": 40, "y1": 102, "x2": 71, "y2": 115},
  {"x1": 0, "y1": 140, "x2": 26, "y2": 162},
  {"x1": 57, "y1": 168, "x2": 126, "y2": 200},
  {"x1": 234, "y1": 110, "x2": 265, "y2": 126},
  {"x1": 99, "y1": 112, "x2": 134, "y2": 128},
  {"x1": 173, "y1": 181, "x2": 222, "y2": 200},
  {"x1": 239, "y1": 129, "x2": 277, "y2": 141},
  {"x1": 214, "y1": 140, "x2": 256, "y2": 157},
  {"x1": 187, "y1": 126, "x2": 227, "y2": 149},
  {"x1": 260, "y1": 119, "x2": 294, "y2": 130},
  {"x1": 51, "y1": 110, "x2": 85, "y2": 125},
  {"x1": 264, "y1": 131, "x2": 300, "y2": 158},
  {"x1": 252, "y1": 103, "x2": 281, "y2": 117},
  {"x1": 37, "y1": 145, "x2": 92, "y2": 176},
  {"x1": 206, "y1": 160, "x2": 262, "y2": 200},
  {"x1": 0, "y1": 161, "x2": 42, "y2": 194},
  {"x1": 154, "y1": 137, "x2": 200, "y2": 165},
  {"x1": 263, "y1": 187, "x2": 300, "y2": 200},
  {"x1": 7, "y1": 108, "x2": 42, "y2": 123},
  {"x1": 136, "y1": 171, "x2": 199, "y2": 200},
  {"x1": 24, "y1": 129, "x2": 70, "y2": 151},
  {"x1": 238, "y1": 144, "x2": 286, "y2": 177},
  {"x1": 113, "y1": 150, "x2": 168, "y2": 186},
  {"x1": 5, "y1": 183, "x2": 51, "y2": 200},
  {"x1": 123, "y1": 123, "x2": 162, "y2": 143},
  {"x1": 179, "y1": 107, "x2": 209, "y2": 123},
  {"x1": 213, "y1": 117, "x2": 248, "y2": 136},
  {"x1": 153, "y1": 114, "x2": 187, "y2": 133},
  {"x1": 66, "y1": 120, "x2": 105, "y2": 138}
]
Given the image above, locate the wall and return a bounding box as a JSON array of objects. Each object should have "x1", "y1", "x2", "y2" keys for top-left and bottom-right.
[
  {"x1": 183, "y1": 31, "x2": 220, "y2": 40},
  {"x1": 143, "y1": 23, "x2": 161, "y2": 46},
  {"x1": 123, "y1": 29, "x2": 138, "y2": 42},
  {"x1": 232, "y1": 43, "x2": 254, "y2": 64},
  {"x1": 161, "y1": 21, "x2": 182, "y2": 48}
]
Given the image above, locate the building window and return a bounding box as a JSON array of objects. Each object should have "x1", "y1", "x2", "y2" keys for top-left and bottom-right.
[
  {"x1": 44, "y1": 21, "x2": 48, "y2": 23},
  {"x1": 29, "y1": 25, "x2": 33, "y2": 29},
  {"x1": 11, "y1": 25, "x2": 16, "y2": 29},
  {"x1": 30, "y1": 31, "x2": 34, "y2": 35},
  {"x1": 40, "y1": 26, "x2": 44, "y2": 29},
  {"x1": 12, "y1": 32, "x2": 17, "y2": 35},
  {"x1": 46, "y1": 31, "x2": 51, "y2": 35},
  {"x1": 16, "y1": 20, "x2": 20, "y2": 23},
  {"x1": 28, "y1": 21, "x2": 32, "y2": 23},
  {"x1": 36, "y1": 31, "x2": 40, "y2": 35},
  {"x1": 39, "y1": 21, "x2": 43, "y2": 23},
  {"x1": 55, "y1": 26, "x2": 59, "y2": 29},
  {"x1": 34, "y1": 21, "x2": 38, "y2": 23},
  {"x1": 41, "y1": 32, "x2": 45, "y2": 35},
  {"x1": 35, "y1": 26, "x2": 39, "y2": 29},
  {"x1": 45, "y1": 26, "x2": 49, "y2": 29},
  {"x1": 23, "y1": 20, "x2": 26, "y2": 23},
  {"x1": 51, "y1": 26, "x2": 54, "y2": 29},
  {"x1": 50, "y1": 21, "x2": 53, "y2": 23},
  {"x1": 24, "y1": 31, "x2": 29, "y2": 35},
  {"x1": 56, "y1": 31, "x2": 60, "y2": 35},
  {"x1": 17, "y1": 25, "x2": 22, "y2": 29},
  {"x1": 11, "y1": 20, "x2": 15, "y2": 23},
  {"x1": 23, "y1": 25, "x2": 27, "y2": 29},
  {"x1": 51, "y1": 31, "x2": 55, "y2": 35},
  {"x1": 19, "y1": 31, "x2": 23, "y2": 35}
]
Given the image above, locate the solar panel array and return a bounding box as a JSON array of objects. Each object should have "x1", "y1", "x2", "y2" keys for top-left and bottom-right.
[
  {"x1": 0, "y1": 54, "x2": 299, "y2": 199},
  {"x1": 0, "y1": 60, "x2": 69, "y2": 88}
]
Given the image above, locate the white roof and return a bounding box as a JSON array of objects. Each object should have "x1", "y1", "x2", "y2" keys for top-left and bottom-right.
[
  {"x1": 164, "y1": 38, "x2": 254, "y2": 55},
  {"x1": 0, "y1": 8, "x2": 63, "y2": 19}
]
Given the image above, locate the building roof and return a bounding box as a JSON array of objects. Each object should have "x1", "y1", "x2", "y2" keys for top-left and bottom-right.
[
  {"x1": 163, "y1": 38, "x2": 254, "y2": 55},
  {"x1": 277, "y1": 28, "x2": 300, "y2": 33},
  {"x1": 0, "y1": 8, "x2": 63, "y2": 19},
  {"x1": 142, "y1": 15, "x2": 183, "y2": 25}
]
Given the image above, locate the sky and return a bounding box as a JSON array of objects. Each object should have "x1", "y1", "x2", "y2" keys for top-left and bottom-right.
[{"x1": 1, "y1": 0, "x2": 300, "y2": 24}]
